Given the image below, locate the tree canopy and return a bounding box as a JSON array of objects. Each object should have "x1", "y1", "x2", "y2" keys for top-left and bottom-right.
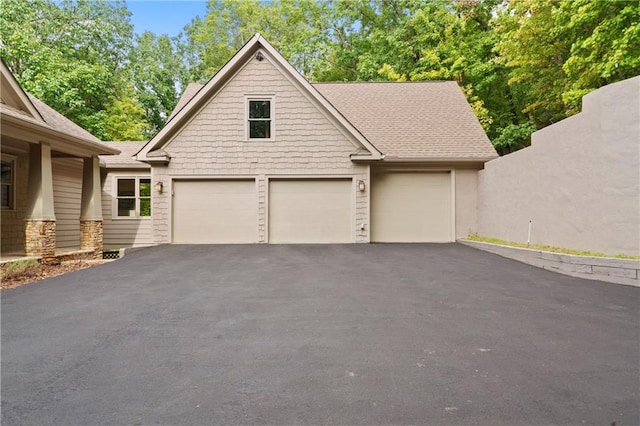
[{"x1": 1, "y1": 0, "x2": 638, "y2": 153}]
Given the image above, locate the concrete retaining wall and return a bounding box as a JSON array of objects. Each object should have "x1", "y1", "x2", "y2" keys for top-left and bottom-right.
[{"x1": 460, "y1": 240, "x2": 639, "y2": 287}]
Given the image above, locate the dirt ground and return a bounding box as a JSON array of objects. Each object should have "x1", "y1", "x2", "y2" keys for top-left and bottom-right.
[{"x1": 1, "y1": 261, "x2": 107, "y2": 290}]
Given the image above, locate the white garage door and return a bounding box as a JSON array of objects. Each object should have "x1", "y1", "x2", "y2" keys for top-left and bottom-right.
[
  {"x1": 172, "y1": 180, "x2": 257, "y2": 243},
  {"x1": 268, "y1": 179, "x2": 352, "y2": 243},
  {"x1": 371, "y1": 172, "x2": 452, "y2": 242}
]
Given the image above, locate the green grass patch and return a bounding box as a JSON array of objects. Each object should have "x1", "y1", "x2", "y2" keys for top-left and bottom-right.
[
  {"x1": 465, "y1": 235, "x2": 640, "y2": 260},
  {"x1": 1, "y1": 258, "x2": 42, "y2": 281}
]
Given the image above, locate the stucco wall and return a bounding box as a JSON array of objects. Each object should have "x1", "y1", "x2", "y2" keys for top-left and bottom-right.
[
  {"x1": 152, "y1": 55, "x2": 369, "y2": 244},
  {"x1": 455, "y1": 169, "x2": 478, "y2": 239},
  {"x1": 477, "y1": 77, "x2": 640, "y2": 255}
]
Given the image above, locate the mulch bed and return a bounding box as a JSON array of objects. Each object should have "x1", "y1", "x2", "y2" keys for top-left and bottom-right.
[{"x1": 1, "y1": 261, "x2": 106, "y2": 290}]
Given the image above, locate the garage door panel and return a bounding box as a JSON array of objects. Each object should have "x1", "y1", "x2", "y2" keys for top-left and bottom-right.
[
  {"x1": 173, "y1": 180, "x2": 257, "y2": 244},
  {"x1": 372, "y1": 172, "x2": 451, "y2": 242},
  {"x1": 269, "y1": 179, "x2": 351, "y2": 243}
]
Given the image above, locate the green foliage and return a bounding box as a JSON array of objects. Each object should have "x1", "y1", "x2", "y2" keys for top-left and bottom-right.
[
  {"x1": 130, "y1": 32, "x2": 190, "y2": 135},
  {"x1": 2, "y1": 0, "x2": 638, "y2": 151},
  {"x1": 103, "y1": 86, "x2": 150, "y2": 141},
  {"x1": 492, "y1": 122, "x2": 537, "y2": 155},
  {"x1": 0, "y1": 0, "x2": 135, "y2": 140},
  {"x1": 185, "y1": 0, "x2": 331, "y2": 81}
]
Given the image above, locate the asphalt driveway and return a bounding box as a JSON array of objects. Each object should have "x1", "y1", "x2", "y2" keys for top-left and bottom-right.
[{"x1": 2, "y1": 244, "x2": 638, "y2": 425}]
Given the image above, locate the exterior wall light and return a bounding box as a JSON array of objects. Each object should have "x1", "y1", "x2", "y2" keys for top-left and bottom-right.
[
  {"x1": 155, "y1": 181, "x2": 163, "y2": 194},
  {"x1": 255, "y1": 51, "x2": 265, "y2": 61},
  {"x1": 358, "y1": 180, "x2": 366, "y2": 192}
]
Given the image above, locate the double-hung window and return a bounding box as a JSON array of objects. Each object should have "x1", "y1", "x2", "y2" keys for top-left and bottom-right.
[
  {"x1": 116, "y1": 177, "x2": 151, "y2": 218},
  {"x1": 1, "y1": 158, "x2": 15, "y2": 210},
  {"x1": 247, "y1": 98, "x2": 273, "y2": 140}
]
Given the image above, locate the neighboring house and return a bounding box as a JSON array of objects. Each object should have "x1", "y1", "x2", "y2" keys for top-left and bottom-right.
[
  {"x1": 98, "y1": 142, "x2": 153, "y2": 249},
  {"x1": 0, "y1": 59, "x2": 119, "y2": 262},
  {"x1": 106, "y1": 34, "x2": 496, "y2": 245}
]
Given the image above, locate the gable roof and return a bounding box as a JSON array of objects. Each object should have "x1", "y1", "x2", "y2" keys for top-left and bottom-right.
[
  {"x1": 168, "y1": 83, "x2": 205, "y2": 121},
  {"x1": 1, "y1": 59, "x2": 118, "y2": 156},
  {"x1": 137, "y1": 33, "x2": 383, "y2": 163},
  {"x1": 99, "y1": 141, "x2": 149, "y2": 168},
  {"x1": 314, "y1": 82, "x2": 497, "y2": 160},
  {"x1": 26, "y1": 94, "x2": 105, "y2": 144},
  {"x1": 0, "y1": 59, "x2": 43, "y2": 120}
]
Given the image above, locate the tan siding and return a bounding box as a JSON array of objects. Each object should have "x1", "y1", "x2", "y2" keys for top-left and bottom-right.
[
  {"x1": 152, "y1": 55, "x2": 369, "y2": 244},
  {"x1": 101, "y1": 170, "x2": 153, "y2": 249},
  {"x1": 52, "y1": 158, "x2": 82, "y2": 250}
]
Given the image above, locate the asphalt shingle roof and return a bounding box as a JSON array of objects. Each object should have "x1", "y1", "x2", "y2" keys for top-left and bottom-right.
[
  {"x1": 26, "y1": 94, "x2": 103, "y2": 144},
  {"x1": 313, "y1": 81, "x2": 497, "y2": 159},
  {"x1": 168, "y1": 83, "x2": 205, "y2": 121},
  {"x1": 165, "y1": 80, "x2": 497, "y2": 160},
  {"x1": 99, "y1": 141, "x2": 148, "y2": 167}
]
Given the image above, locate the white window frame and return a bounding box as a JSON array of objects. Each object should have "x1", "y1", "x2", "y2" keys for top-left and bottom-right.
[
  {"x1": 1, "y1": 155, "x2": 16, "y2": 210},
  {"x1": 245, "y1": 95, "x2": 275, "y2": 141},
  {"x1": 113, "y1": 176, "x2": 151, "y2": 219}
]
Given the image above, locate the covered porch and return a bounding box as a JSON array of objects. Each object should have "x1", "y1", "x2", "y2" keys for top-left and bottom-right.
[{"x1": 1, "y1": 60, "x2": 119, "y2": 264}]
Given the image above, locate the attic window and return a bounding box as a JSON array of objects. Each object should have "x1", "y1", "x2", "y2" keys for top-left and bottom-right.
[{"x1": 247, "y1": 98, "x2": 273, "y2": 140}]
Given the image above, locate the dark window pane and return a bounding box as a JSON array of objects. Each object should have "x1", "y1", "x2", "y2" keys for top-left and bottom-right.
[
  {"x1": 139, "y1": 179, "x2": 151, "y2": 197},
  {"x1": 1, "y1": 161, "x2": 12, "y2": 184},
  {"x1": 139, "y1": 198, "x2": 151, "y2": 216},
  {"x1": 249, "y1": 100, "x2": 270, "y2": 119},
  {"x1": 1, "y1": 185, "x2": 9, "y2": 208},
  {"x1": 117, "y1": 198, "x2": 135, "y2": 216},
  {"x1": 117, "y1": 179, "x2": 135, "y2": 196},
  {"x1": 250, "y1": 120, "x2": 270, "y2": 138}
]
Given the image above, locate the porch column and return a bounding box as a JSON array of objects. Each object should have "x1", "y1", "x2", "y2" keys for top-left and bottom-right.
[
  {"x1": 24, "y1": 142, "x2": 56, "y2": 263},
  {"x1": 79, "y1": 155, "x2": 103, "y2": 260}
]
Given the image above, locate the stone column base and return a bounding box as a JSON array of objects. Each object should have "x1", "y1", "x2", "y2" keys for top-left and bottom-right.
[
  {"x1": 80, "y1": 220, "x2": 103, "y2": 260},
  {"x1": 24, "y1": 220, "x2": 57, "y2": 264}
]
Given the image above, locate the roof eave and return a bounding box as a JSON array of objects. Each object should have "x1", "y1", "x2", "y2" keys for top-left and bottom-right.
[
  {"x1": 1, "y1": 112, "x2": 120, "y2": 156},
  {"x1": 136, "y1": 33, "x2": 384, "y2": 161},
  {"x1": 381, "y1": 156, "x2": 498, "y2": 163}
]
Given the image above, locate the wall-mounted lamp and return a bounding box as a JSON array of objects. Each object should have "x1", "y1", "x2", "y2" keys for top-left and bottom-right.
[
  {"x1": 255, "y1": 51, "x2": 264, "y2": 61},
  {"x1": 358, "y1": 180, "x2": 366, "y2": 192},
  {"x1": 155, "y1": 181, "x2": 163, "y2": 194}
]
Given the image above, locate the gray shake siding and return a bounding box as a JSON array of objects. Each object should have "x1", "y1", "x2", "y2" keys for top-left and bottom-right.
[{"x1": 151, "y1": 56, "x2": 370, "y2": 244}]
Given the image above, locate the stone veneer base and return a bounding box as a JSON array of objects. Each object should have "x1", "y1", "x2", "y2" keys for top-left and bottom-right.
[
  {"x1": 80, "y1": 220, "x2": 104, "y2": 260},
  {"x1": 24, "y1": 220, "x2": 57, "y2": 265}
]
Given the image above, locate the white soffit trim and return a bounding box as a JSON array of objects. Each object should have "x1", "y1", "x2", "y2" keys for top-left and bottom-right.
[{"x1": 136, "y1": 33, "x2": 382, "y2": 162}]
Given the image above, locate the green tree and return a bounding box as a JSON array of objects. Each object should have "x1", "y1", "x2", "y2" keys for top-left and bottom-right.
[
  {"x1": 130, "y1": 32, "x2": 191, "y2": 135},
  {"x1": 0, "y1": 0, "x2": 141, "y2": 140},
  {"x1": 185, "y1": 0, "x2": 331, "y2": 81}
]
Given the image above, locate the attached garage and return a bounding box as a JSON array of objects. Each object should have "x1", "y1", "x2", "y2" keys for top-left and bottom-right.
[
  {"x1": 172, "y1": 179, "x2": 257, "y2": 243},
  {"x1": 371, "y1": 172, "x2": 453, "y2": 242},
  {"x1": 268, "y1": 179, "x2": 352, "y2": 243}
]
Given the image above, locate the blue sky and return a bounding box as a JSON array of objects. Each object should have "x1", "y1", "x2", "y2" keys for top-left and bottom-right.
[{"x1": 126, "y1": 1, "x2": 209, "y2": 37}]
